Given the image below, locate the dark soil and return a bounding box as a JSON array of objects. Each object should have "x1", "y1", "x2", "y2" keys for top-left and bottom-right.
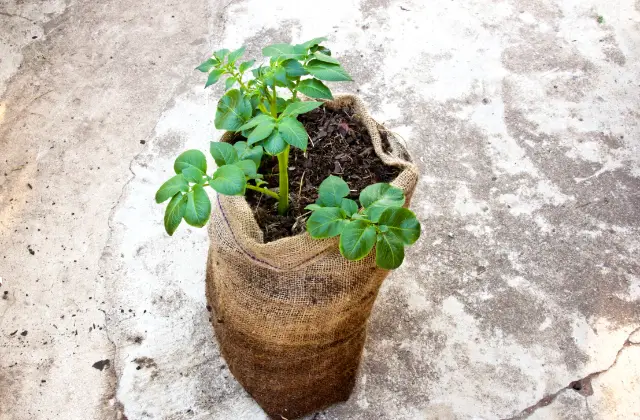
[{"x1": 241, "y1": 105, "x2": 402, "y2": 242}]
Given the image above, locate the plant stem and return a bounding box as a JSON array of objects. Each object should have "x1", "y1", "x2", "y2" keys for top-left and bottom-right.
[
  {"x1": 277, "y1": 145, "x2": 290, "y2": 215},
  {"x1": 246, "y1": 184, "x2": 280, "y2": 200},
  {"x1": 271, "y1": 85, "x2": 278, "y2": 118}
]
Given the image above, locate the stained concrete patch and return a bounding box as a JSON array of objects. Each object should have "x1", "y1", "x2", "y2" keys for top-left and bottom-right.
[{"x1": 2, "y1": 0, "x2": 640, "y2": 419}]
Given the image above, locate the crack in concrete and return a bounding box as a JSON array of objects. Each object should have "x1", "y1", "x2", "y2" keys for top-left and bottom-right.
[
  {"x1": 0, "y1": 11, "x2": 35, "y2": 22},
  {"x1": 504, "y1": 326, "x2": 640, "y2": 420}
]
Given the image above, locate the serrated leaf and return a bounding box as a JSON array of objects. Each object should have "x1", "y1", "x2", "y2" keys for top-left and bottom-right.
[
  {"x1": 174, "y1": 149, "x2": 207, "y2": 174},
  {"x1": 155, "y1": 174, "x2": 189, "y2": 203},
  {"x1": 378, "y1": 207, "x2": 421, "y2": 245},
  {"x1": 262, "y1": 43, "x2": 305, "y2": 60},
  {"x1": 301, "y1": 37, "x2": 328, "y2": 50},
  {"x1": 339, "y1": 220, "x2": 376, "y2": 261},
  {"x1": 164, "y1": 193, "x2": 187, "y2": 235},
  {"x1": 282, "y1": 59, "x2": 308, "y2": 77},
  {"x1": 237, "y1": 114, "x2": 273, "y2": 131},
  {"x1": 234, "y1": 141, "x2": 263, "y2": 167},
  {"x1": 205, "y1": 69, "x2": 225, "y2": 88},
  {"x1": 234, "y1": 159, "x2": 258, "y2": 177},
  {"x1": 196, "y1": 58, "x2": 216, "y2": 73},
  {"x1": 359, "y1": 183, "x2": 406, "y2": 222},
  {"x1": 239, "y1": 60, "x2": 255, "y2": 73},
  {"x1": 317, "y1": 175, "x2": 350, "y2": 207},
  {"x1": 281, "y1": 101, "x2": 323, "y2": 118},
  {"x1": 214, "y1": 89, "x2": 252, "y2": 130},
  {"x1": 227, "y1": 46, "x2": 245, "y2": 64},
  {"x1": 263, "y1": 130, "x2": 286, "y2": 155},
  {"x1": 248, "y1": 121, "x2": 275, "y2": 146},
  {"x1": 313, "y1": 51, "x2": 339, "y2": 64},
  {"x1": 210, "y1": 142, "x2": 238, "y2": 166},
  {"x1": 210, "y1": 164, "x2": 246, "y2": 195},
  {"x1": 340, "y1": 198, "x2": 359, "y2": 216},
  {"x1": 307, "y1": 207, "x2": 348, "y2": 239},
  {"x1": 184, "y1": 185, "x2": 211, "y2": 227},
  {"x1": 375, "y1": 232, "x2": 405, "y2": 269},
  {"x1": 278, "y1": 117, "x2": 308, "y2": 150},
  {"x1": 296, "y1": 78, "x2": 333, "y2": 100},
  {"x1": 304, "y1": 60, "x2": 352, "y2": 81}
]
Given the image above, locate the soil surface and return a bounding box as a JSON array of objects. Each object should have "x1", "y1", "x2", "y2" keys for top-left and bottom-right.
[{"x1": 243, "y1": 105, "x2": 402, "y2": 242}]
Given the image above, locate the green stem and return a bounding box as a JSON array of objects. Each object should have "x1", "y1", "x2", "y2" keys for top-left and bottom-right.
[
  {"x1": 246, "y1": 184, "x2": 279, "y2": 200},
  {"x1": 271, "y1": 85, "x2": 278, "y2": 118},
  {"x1": 277, "y1": 145, "x2": 290, "y2": 215}
]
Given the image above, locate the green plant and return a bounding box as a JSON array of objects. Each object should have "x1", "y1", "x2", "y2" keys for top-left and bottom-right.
[
  {"x1": 305, "y1": 176, "x2": 421, "y2": 269},
  {"x1": 156, "y1": 39, "x2": 421, "y2": 269},
  {"x1": 156, "y1": 37, "x2": 352, "y2": 234}
]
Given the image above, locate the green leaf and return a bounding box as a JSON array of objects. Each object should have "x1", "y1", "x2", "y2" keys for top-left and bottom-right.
[
  {"x1": 265, "y1": 97, "x2": 287, "y2": 114},
  {"x1": 317, "y1": 175, "x2": 350, "y2": 207},
  {"x1": 262, "y1": 43, "x2": 305, "y2": 60},
  {"x1": 296, "y1": 78, "x2": 333, "y2": 100},
  {"x1": 210, "y1": 164, "x2": 246, "y2": 195},
  {"x1": 304, "y1": 203, "x2": 324, "y2": 211},
  {"x1": 263, "y1": 130, "x2": 286, "y2": 155},
  {"x1": 304, "y1": 60, "x2": 352, "y2": 81},
  {"x1": 237, "y1": 114, "x2": 274, "y2": 131},
  {"x1": 184, "y1": 185, "x2": 211, "y2": 227},
  {"x1": 301, "y1": 37, "x2": 328, "y2": 50},
  {"x1": 234, "y1": 141, "x2": 263, "y2": 167},
  {"x1": 196, "y1": 58, "x2": 216, "y2": 73},
  {"x1": 248, "y1": 121, "x2": 276, "y2": 145},
  {"x1": 278, "y1": 117, "x2": 308, "y2": 150},
  {"x1": 213, "y1": 48, "x2": 230, "y2": 62},
  {"x1": 227, "y1": 46, "x2": 246, "y2": 64},
  {"x1": 313, "y1": 51, "x2": 339, "y2": 64},
  {"x1": 340, "y1": 198, "x2": 359, "y2": 216},
  {"x1": 251, "y1": 66, "x2": 269, "y2": 78},
  {"x1": 164, "y1": 193, "x2": 187, "y2": 235},
  {"x1": 315, "y1": 46, "x2": 331, "y2": 55},
  {"x1": 239, "y1": 60, "x2": 255, "y2": 73},
  {"x1": 155, "y1": 174, "x2": 189, "y2": 203},
  {"x1": 274, "y1": 66, "x2": 290, "y2": 87},
  {"x1": 339, "y1": 220, "x2": 376, "y2": 261},
  {"x1": 378, "y1": 207, "x2": 421, "y2": 245},
  {"x1": 205, "y1": 69, "x2": 225, "y2": 88},
  {"x1": 225, "y1": 76, "x2": 237, "y2": 90},
  {"x1": 209, "y1": 142, "x2": 238, "y2": 166},
  {"x1": 375, "y1": 232, "x2": 405, "y2": 269},
  {"x1": 182, "y1": 166, "x2": 206, "y2": 184},
  {"x1": 234, "y1": 159, "x2": 258, "y2": 177},
  {"x1": 281, "y1": 101, "x2": 323, "y2": 118},
  {"x1": 174, "y1": 149, "x2": 207, "y2": 174},
  {"x1": 282, "y1": 59, "x2": 308, "y2": 77},
  {"x1": 307, "y1": 207, "x2": 348, "y2": 239},
  {"x1": 214, "y1": 89, "x2": 252, "y2": 130},
  {"x1": 359, "y1": 183, "x2": 406, "y2": 222}
]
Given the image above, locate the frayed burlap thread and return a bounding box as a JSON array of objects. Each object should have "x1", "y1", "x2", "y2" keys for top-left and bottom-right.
[{"x1": 205, "y1": 95, "x2": 419, "y2": 419}]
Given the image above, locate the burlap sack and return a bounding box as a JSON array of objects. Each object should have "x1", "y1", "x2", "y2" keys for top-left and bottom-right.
[{"x1": 205, "y1": 95, "x2": 419, "y2": 419}]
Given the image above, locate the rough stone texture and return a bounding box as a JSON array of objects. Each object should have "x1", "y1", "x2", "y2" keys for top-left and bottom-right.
[{"x1": 1, "y1": 0, "x2": 639, "y2": 419}]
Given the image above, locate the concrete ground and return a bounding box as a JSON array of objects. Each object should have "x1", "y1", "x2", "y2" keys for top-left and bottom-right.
[{"x1": 1, "y1": 0, "x2": 639, "y2": 419}]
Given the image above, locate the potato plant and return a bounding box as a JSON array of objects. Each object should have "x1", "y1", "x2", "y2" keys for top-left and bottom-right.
[
  {"x1": 156, "y1": 37, "x2": 351, "y2": 231},
  {"x1": 155, "y1": 39, "x2": 421, "y2": 268},
  {"x1": 305, "y1": 176, "x2": 420, "y2": 269}
]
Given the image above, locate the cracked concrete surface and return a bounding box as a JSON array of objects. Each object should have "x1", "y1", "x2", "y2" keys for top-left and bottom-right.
[{"x1": 1, "y1": 0, "x2": 639, "y2": 419}]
